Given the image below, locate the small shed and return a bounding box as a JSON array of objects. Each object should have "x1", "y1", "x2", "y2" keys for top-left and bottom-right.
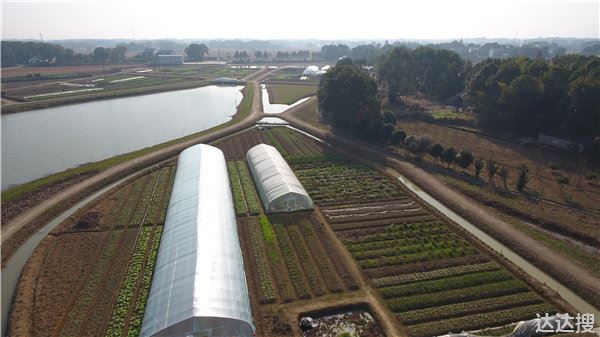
[{"x1": 246, "y1": 143, "x2": 314, "y2": 213}]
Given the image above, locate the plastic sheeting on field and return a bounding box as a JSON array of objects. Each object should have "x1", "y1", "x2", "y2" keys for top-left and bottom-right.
[
  {"x1": 140, "y1": 144, "x2": 255, "y2": 337},
  {"x1": 246, "y1": 143, "x2": 314, "y2": 213}
]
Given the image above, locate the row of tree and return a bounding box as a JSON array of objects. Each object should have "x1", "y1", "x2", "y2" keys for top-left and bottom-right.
[
  {"x1": 377, "y1": 46, "x2": 466, "y2": 102},
  {"x1": 465, "y1": 55, "x2": 600, "y2": 137},
  {"x1": 1, "y1": 41, "x2": 129, "y2": 66}
]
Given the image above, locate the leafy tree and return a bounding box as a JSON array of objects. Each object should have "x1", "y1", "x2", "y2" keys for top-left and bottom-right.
[
  {"x1": 381, "y1": 110, "x2": 397, "y2": 125},
  {"x1": 486, "y1": 159, "x2": 499, "y2": 184},
  {"x1": 380, "y1": 123, "x2": 395, "y2": 144},
  {"x1": 498, "y1": 166, "x2": 509, "y2": 189},
  {"x1": 390, "y1": 130, "x2": 406, "y2": 148},
  {"x1": 377, "y1": 47, "x2": 414, "y2": 104},
  {"x1": 255, "y1": 50, "x2": 262, "y2": 60},
  {"x1": 516, "y1": 165, "x2": 530, "y2": 192},
  {"x1": 442, "y1": 147, "x2": 457, "y2": 167},
  {"x1": 456, "y1": 149, "x2": 474, "y2": 171},
  {"x1": 406, "y1": 135, "x2": 432, "y2": 160},
  {"x1": 93, "y1": 47, "x2": 110, "y2": 63},
  {"x1": 473, "y1": 158, "x2": 484, "y2": 178},
  {"x1": 318, "y1": 62, "x2": 380, "y2": 135},
  {"x1": 367, "y1": 119, "x2": 384, "y2": 141},
  {"x1": 428, "y1": 143, "x2": 444, "y2": 164},
  {"x1": 557, "y1": 175, "x2": 570, "y2": 191},
  {"x1": 320, "y1": 44, "x2": 350, "y2": 60},
  {"x1": 185, "y1": 43, "x2": 209, "y2": 61}
]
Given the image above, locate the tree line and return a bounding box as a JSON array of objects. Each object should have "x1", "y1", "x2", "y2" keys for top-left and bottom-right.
[
  {"x1": 465, "y1": 55, "x2": 600, "y2": 137},
  {"x1": 1, "y1": 41, "x2": 128, "y2": 67}
]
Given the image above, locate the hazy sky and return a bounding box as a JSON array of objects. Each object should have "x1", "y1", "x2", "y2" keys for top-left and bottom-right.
[{"x1": 2, "y1": 0, "x2": 599, "y2": 40}]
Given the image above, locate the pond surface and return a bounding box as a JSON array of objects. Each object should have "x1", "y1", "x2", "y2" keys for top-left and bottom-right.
[
  {"x1": 1, "y1": 85, "x2": 243, "y2": 190},
  {"x1": 261, "y1": 84, "x2": 310, "y2": 114}
]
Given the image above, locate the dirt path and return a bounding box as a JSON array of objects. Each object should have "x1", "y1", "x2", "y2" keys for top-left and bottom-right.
[
  {"x1": 1, "y1": 69, "x2": 274, "y2": 251},
  {"x1": 279, "y1": 97, "x2": 600, "y2": 308}
]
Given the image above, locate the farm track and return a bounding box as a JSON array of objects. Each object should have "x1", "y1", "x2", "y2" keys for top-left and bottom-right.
[{"x1": 280, "y1": 97, "x2": 600, "y2": 310}]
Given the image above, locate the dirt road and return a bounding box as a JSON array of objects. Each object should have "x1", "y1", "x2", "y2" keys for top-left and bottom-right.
[
  {"x1": 1, "y1": 69, "x2": 274, "y2": 254},
  {"x1": 279, "y1": 97, "x2": 600, "y2": 308}
]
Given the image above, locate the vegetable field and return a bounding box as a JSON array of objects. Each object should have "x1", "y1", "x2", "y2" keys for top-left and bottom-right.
[
  {"x1": 308, "y1": 162, "x2": 558, "y2": 337},
  {"x1": 9, "y1": 164, "x2": 175, "y2": 337}
]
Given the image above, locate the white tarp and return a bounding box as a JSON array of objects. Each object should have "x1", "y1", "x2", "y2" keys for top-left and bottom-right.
[
  {"x1": 140, "y1": 144, "x2": 255, "y2": 337},
  {"x1": 246, "y1": 143, "x2": 314, "y2": 213}
]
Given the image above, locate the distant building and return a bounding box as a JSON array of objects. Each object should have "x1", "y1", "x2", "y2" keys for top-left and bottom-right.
[
  {"x1": 302, "y1": 65, "x2": 319, "y2": 75},
  {"x1": 156, "y1": 49, "x2": 175, "y2": 55},
  {"x1": 157, "y1": 54, "x2": 183, "y2": 65}
]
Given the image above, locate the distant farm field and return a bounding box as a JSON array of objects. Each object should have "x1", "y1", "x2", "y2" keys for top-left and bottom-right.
[
  {"x1": 268, "y1": 83, "x2": 317, "y2": 104},
  {"x1": 1, "y1": 64, "x2": 136, "y2": 77}
]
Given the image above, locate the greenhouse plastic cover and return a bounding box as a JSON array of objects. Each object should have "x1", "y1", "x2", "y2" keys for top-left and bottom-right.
[
  {"x1": 140, "y1": 144, "x2": 255, "y2": 337},
  {"x1": 246, "y1": 143, "x2": 314, "y2": 213}
]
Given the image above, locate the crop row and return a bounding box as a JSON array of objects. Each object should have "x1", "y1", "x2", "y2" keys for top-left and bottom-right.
[
  {"x1": 269, "y1": 127, "x2": 319, "y2": 157},
  {"x1": 295, "y1": 162, "x2": 404, "y2": 204},
  {"x1": 372, "y1": 262, "x2": 499, "y2": 288},
  {"x1": 245, "y1": 218, "x2": 277, "y2": 304},
  {"x1": 125, "y1": 226, "x2": 163, "y2": 337},
  {"x1": 227, "y1": 161, "x2": 248, "y2": 215},
  {"x1": 104, "y1": 226, "x2": 153, "y2": 337},
  {"x1": 115, "y1": 175, "x2": 151, "y2": 226},
  {"x1": 379, "y1": 269, "x2": 513, "y2": 299},
  {"x1": 346, "y1": 231, "x2": 451, "y2": 252},
  {"x1": 145, "y1": 167, "x2": 173, "y2": 225},
  {"x1": 359, "y1": 246, "x2": 477, "y2": 269},
  {"x1": 342, "y1": 222, "x2": 447, "y2": 245},
  {"x1": 285, "y1": 225, "x2": 327, "y2": 296},
  {"x1": 386, "y1": 279, "x2": 529, "y2": 313},
  {"x1": 236, "y1": 161, "x2": 261, "y2": 214},
  {"x1": 331, "y1": 215, "x2": 437, "y2": 232},
  {"x1": 271, "y1": 223, "x2": 312, "y2": 299},
  {"x1": 398, "y1": 292, "x2": 543, "y2": 325},
  {"x1": 257, "y1": 216, "x2": 295, "y2": 302},
  {"x1": 407, "y1": 303, "x2": 555, "y2": 337},
  {"x1": 58, "y1": 231, "x2": 121, "y2": 337},
  {"x1": 326, "y1": 208, "x2": 429, "y2": 225},
  {"x1": 130, "y1": 171, "x2": 160, "y2": 226},
  {"x1": 264, "y1": 130, "x2": 289, "y2": 157},
  {"x1": 297, "y1": 222, "x2": 344, "y2": 293},
  {"x1": 353, "y1": 238, "x2": 471, "y2": 261},
  {"x1": 307, "y1": 221, "x2": 360, "y2": 290},
  {"x1": 156, "y1": 167, "x2": 176, "y2": 224}
]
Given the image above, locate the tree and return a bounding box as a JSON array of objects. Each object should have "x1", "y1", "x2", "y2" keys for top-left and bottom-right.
[
  {"x1": 442, "y1": 147, "x2": 457, "y2": 167},
  {"x1": 516, "y1": 165, "x2": 530, "y2": 192},
  {"x1": 390, "y1": 130, "x2": 406, "y2": 149},
  {"x1": 473, "y1": 159, "x2": 484, "y2": 178},
  {"x1": 255, "y1": 50, "x2": 262, "y2": 60},
  {"x1": 367, "y1": 119, "x2": 384, "y2": 141},
  {"x1": 185, "y1": 43, "x2": 209, "y2": 61},
  {"x1": 406, "y1": 135, "x2": 432, "y2": 160},
  {"x1": 381, "y1": 110, "x2": 397, "y2": 125},
  {"x1": 456, "y1": 149, "x2": 474, "y2": 171},
  {"x1": 93, "y1": 47, "x2": 110, "y2": 63},
  {"x1": 428, "y1": 143, "x2": 444, "y2": 164},
  {"x1": 318, "y1": 62, "x2": 380, "y2": 135},
  {"x1": 380, "y1": 123, "x2": 395, "y2": 144},
  {"x1": 498, "y1": 166, "x2": 509, "y2": 189},
  {"x1": 320, "y1": 44, "x2": 350, "y2": 60},
  {"x1": 557, "y1": 175, "x2": 570, "y2": 192},
  {"x1": 486, "y1": 159, "x2": 499, "y2": 184}
]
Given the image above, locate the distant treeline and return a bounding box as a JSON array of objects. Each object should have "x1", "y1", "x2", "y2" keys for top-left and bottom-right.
[
  {"x1": 1, "y1": 41, "x2": 127, "y2": 67},
  {"x1": 374, "y1": 46, "x2": 599, "y2": 137}
]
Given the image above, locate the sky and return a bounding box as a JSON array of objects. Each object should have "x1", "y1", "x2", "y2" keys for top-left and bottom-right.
[{"x1": 2, "y1": 0, "x2": 599, "y2": 40}]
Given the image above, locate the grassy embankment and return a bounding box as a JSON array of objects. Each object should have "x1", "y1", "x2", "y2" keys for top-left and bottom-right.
[
  {"x1": 268, "y1": 83, "x2": 317, "y2": 105},
  {"x1": 1, "y1": 83, "x2": 254, "y2": 207}
]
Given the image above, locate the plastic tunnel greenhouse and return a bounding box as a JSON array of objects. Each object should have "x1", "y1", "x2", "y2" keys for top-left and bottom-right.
[
  {"x1": 140, "y1": 144, "x2": 255, "y2": 337},
  {"x1": 246, "y1": 143, "x2": 314, "y2": 213}
]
